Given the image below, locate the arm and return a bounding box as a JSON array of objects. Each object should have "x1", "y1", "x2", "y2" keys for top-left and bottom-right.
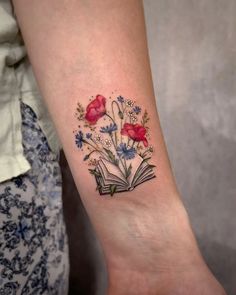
[{"x1": 12, "y1": 1, "x2": 225, "y2": 294}]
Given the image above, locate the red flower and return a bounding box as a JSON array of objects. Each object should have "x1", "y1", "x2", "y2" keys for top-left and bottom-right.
[
  {"x1": 121, "y1": 123, "x2": 148, "y2": 147},
  {"x1": 85, "y1": 94, "x2": 106, "y2": 124}
]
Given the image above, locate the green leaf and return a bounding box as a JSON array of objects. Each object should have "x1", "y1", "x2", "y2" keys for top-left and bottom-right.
[
  {"x1": 109, "y1": 184, "x2": 117, "y2": 196},
  {"x1": 104, "y1": 148, "x2": 117, "y2": 163},
  {"x1": 96, "y1": 185, "x2": 102, "y2": 191},
  {"x1": 148, "y1": 164, "x2": 156, "y2": 169},
  {"x1": 89, "y1": 169, "x2": 101, "y2": 177},
  {"x1": 83, "y1": 154, "x2": 90, "y2": 161},
  {"x1": 141, "y1": 109, "x2": 150, "y2": 127},
  {"x1": 143, "y1": 157, "x2": 151, "y2": 161},
  {"x1": 118, "y1": 111, "x2": 124, "y2": 119},
  {"x1": 126, "y1": 164, "x2": 132, "y2": 178}
]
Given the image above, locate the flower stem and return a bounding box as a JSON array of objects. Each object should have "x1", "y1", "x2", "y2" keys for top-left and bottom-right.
[
  {"x1": 105, "y1": 112, "x2": 118, "y2": 145},
  {"x1": 109, "y1": 134, "x2": 127, "y2": 178},
  {"x1": 112, "y1": 101, "x2": 122, "y2": 114},
  {"x1": 123, "y1": 157, "x2": 128, "y2": 177},
  {"x1": 105, "y1": 113, "x2": 116, "y2": 124},
  {"x1": 112, "y1": 101, "x2": 124, "y2": 144},
  {"x1": 90, "y1": 138, "x2": 100, "y2": 149},
  {"x1": 112, "y1": 102, "x2": 121, "y2": 146},
  {"x1": 120, "y1": 119, "x2": 123, "y2": 143},
  {"x1": 128, "y1": 138, "x2": 131, "y2": 146},
  {"x1": 83, "y1": 140, "x2": 108, "y2": 159}
]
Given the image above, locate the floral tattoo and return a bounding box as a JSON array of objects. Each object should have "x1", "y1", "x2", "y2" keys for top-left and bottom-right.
[{"x1": 74, "y1": 94, "x2": 156, "y2": 196}]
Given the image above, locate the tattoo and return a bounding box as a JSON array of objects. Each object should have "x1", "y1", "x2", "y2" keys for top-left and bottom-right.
[{"x1": 74, "y1": 94, "x2": 156, "y2": 196}]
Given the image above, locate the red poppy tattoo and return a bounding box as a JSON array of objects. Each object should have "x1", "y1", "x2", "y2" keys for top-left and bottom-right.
[
  {"x1": 85, "y1": 95, "x2": 106, "y2": 124},
  {"x1": 74, "y1": 93, "x2": 156, "y2": 196},
  {"x1": 121, "y1": 123, "x2": 148, "y2": 147}
]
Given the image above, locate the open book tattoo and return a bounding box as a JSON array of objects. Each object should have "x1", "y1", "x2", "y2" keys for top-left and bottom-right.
[{"x1": 74, "y1": 94, "x2": 156, "y2": 196}]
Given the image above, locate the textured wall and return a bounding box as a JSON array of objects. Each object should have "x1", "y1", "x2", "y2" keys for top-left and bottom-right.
[
  {"x1": 62, "y1": 1, "x2": 236, "y2": 294},
  {"x1": 144, "y1": 1, "x2": 236, "y2": 294}
]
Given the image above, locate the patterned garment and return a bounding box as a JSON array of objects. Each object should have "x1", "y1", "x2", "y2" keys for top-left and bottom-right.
[{"x1": 0, "y1": 102, "x2": 69, "y2": 294}]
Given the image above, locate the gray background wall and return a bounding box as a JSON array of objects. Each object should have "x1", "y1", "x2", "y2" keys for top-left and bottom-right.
[
  {"x1": 145, "y1": 0, "x2": 236, "y2": 293},
  {"x1": 61, "y1": 1, "x2": 236, "y2": 294}
]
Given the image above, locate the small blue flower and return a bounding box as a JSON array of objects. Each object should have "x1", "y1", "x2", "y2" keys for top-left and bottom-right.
[
  {"x1": 16, "y1": 219, "x2": 30, "y2": 240},
  {"x1": 100, "y1": 123, "x2": 118, "y2": 134},
  {"x1": 75, "y1": 131, "x2": 84, "y2": 148},
  {"x1": 86, "y1": 133, "x2": 92, "y2": 139},
  {"x1": 117, "y1": 96, "x2": 124, "y2": 103},
  {"x1": 133, "y1": 106, "x2": 141, "y2": 114},
  {"x1": 117, "y1": 143, "x2": 136, "y2": 160}
]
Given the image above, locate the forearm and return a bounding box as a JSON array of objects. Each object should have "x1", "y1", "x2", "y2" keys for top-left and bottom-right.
[
  {"x1": 12, "y1": 1, "x2": 225, "y2": 294},
  {"x1": 12, "y1": 1, "x2": 178, "y2": 221}
]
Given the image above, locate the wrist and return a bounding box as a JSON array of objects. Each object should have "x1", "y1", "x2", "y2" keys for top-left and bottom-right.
[
  {"x1": 103, "y1": 192, "x2": 226, "y2": 295},
  {"x1": 107, "y1": 267, "x2": 226, "y2": 295}
]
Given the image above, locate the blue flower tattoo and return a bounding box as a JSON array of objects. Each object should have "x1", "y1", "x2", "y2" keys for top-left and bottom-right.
[
  {"x1": 117, "y1": 96, "x2": 124, "y2": 103},
  {"x1": 86, "y1": 133, "x2": 92, "y2": 139},
  {"x1": 100, "y1": 123, "x2": 118, "y2": 135},
  {"x1": 117, "y1": 143, "x2": 136, "y2": 160},
  {"x1": 133, "y1": 106, "x2": 141, "y2": 114},
  {"x1": 75, "y1": 131, "x2": 84, "y2": 148}
]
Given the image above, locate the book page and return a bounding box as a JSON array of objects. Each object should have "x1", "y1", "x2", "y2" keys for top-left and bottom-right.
[
  {"x1": 126, "y1": 154, "x2": 144, "y2": 187},
  {"x1": 130, "y1": 160, "x2": 147, "y2": 185},
  {"x1": 99, "y1": 158, "x2": 128, "y2": 185},
  {"x1": 134, "y1": 168, "x2": 155, "y2": 187}
]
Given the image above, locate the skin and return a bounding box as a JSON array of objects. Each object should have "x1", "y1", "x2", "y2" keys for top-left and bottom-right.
[{"x1": 12, "y1": 1, "x2": 226, "y2": 294}]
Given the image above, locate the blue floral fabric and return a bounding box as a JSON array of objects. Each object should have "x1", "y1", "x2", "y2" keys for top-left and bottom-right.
[{"x1": 0, "y1": 102, "x2": 69, "y2": 294}]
